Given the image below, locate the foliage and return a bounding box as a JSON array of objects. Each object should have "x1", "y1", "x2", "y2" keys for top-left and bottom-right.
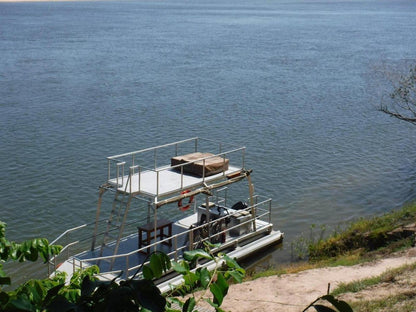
[
  {"x1": 0, "y1": 221, "x2": 63, "y2": 310},
  {"x1": 45, "y1": 267, "x2": 167, "y2": 312},
  {"x1": 291, "y1": 224, "x2": 327, "y2": 260},
  {"x1": 1, "y1": 267, "x2": 99, "y2": 311},
  {"x1": 166, "y1": 242, "x2": 245, "y2": 312},
  {"x1": 0, "y1": 220, "x2": 357, "y2": 312},
  {"x1": 379, "y1": 64, "x2": 416, "y2": 124},
  {"x1": 0, "y1": 221, "x2": 62, "y2": 287},
  {"x1": 303, "y1": 295, "x2": 353, "y2": 312},
  {"x1": 0, "y1": 225, "x2": 245, "y2": 312}
]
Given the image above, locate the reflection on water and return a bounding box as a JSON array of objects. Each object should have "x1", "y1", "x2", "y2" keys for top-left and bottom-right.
[{"x1": 1, "y1": 0, "x2": 416, "y2": 285}]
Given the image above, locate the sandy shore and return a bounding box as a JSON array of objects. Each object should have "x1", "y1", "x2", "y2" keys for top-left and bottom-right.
[
  {"x1": 193, "y1": 247, "x2": 416, "y2": 312},
  {"x1": 224, "y1": 248, "x2": 416, "y2": 311}
]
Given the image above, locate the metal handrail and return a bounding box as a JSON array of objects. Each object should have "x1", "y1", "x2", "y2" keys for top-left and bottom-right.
[
  {"x1": 105, "y1": 138, "x2": 246, "y2": 192},
  {"x1": 56, "y1": 199, "x2": 272, "y2": 277},
  {"x1": 108, "y1": 138, "x2": 199, "y2": 161},
  {"x1": 50, "y1": 223, "x2": 89, "y2": 245}
]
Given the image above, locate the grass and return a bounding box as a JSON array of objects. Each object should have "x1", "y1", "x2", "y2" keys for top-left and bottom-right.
[
  {"x1": 308, "y1": 202, "x2": 416, "y2": 262},
  {"x1": 243, "y1": 203, "x2": 416, "y2": 311},
  {"x1": 350, "y1": 292, "x2": 416, "y2": 312},
  {"x1": 246, "y1": 262, "x2": 316, "y2": 280},
  {"x1": 248, "y1": 201, "x2": 416, "y2": 281},
  {"x1": 330, "y1": 262, "x2": 416, "y2": 297}
]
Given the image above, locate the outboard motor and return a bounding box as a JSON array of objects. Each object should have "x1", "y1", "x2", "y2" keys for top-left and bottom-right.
[{"x1": 231, "y1": 201, "x2": 248, "y2": 211}]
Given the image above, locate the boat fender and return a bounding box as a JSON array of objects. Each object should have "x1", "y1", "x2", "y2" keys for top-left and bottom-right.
[{"x1": 178, "y1": 189, "x2": 194, "y2": 211}]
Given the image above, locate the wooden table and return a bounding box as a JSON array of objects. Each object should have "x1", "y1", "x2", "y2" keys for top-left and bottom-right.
[{"x1": 138, "y1": 219, "x2": 172, "y2": 254}]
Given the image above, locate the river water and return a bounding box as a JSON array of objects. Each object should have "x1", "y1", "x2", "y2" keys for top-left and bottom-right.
[{"x1": 1, "y1": 0, "x2": 416, "y2": 282}]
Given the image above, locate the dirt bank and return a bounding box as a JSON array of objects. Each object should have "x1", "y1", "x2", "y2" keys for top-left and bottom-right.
[{"x1": 216, "y1": 247, "x2": 416, "y2": 311}]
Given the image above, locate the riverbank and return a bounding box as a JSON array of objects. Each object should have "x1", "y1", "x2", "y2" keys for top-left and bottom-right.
[
  {"x1": 193, "y1": 203, "x2": 416, "y2": 311},
  {"x1": 220, "y1": 247, "x2": 416, "y2": 311}
]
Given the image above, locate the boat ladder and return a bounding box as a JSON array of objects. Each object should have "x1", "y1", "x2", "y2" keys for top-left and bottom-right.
[{"x1": 97, "y1": 190, "x2": 133, "y2": 270}]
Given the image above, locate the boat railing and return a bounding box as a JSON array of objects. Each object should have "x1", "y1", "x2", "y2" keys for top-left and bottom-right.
[
  {"x1": 105, "y1": 137, "x2": 246, "y2": 196},
  {"x1": 51, "y1": 197, "x2": 273, "y2": 280},
  {"x1": 47, "y1": 214, "x2": 148, "y2": 276},
  {"x1": 248, "y1": 194, "x2": 273, "y2": 224},
  {"x1": 48, "y1": 222, "x2": 93, "y2": 276}
]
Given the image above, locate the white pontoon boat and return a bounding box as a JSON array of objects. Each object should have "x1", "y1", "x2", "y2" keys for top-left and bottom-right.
[{"x1": 48, "y1": 138, "x2": 283, "y2": 292}]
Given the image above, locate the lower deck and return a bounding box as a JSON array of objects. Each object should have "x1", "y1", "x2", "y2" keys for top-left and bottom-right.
[{"x1": 56, "y1": 205, "x2": 283, "y2": 284}]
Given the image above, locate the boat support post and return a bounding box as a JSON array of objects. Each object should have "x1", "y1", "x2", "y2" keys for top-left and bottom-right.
[
  {"x1": 246, "y1": 172, "x2": 257, "y2": 232},
  {"x1": 91, "y1": 186, "x2": 108, "y2": 251},
  {"x1": 153, "y1": 197, "x2": 158, "y2": 254}
]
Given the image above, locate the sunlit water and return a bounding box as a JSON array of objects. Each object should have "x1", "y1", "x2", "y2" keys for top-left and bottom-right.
[{"x1": 1, "y1": 0, "x2": 416, "y2": 284}]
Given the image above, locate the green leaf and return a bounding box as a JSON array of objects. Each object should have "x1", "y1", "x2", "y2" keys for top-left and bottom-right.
[
  {"x1": 91, "y1": 283, "x2": 112, "y2": 303},
  {"x1": 46, "y1": 294, "x2": 78, "y2": 312},
  {"x1": 105, "y1": 286, "x2": 136, "y2": 311},
  {"x1": 205, "y1": 298, "x2": 219, "y2": 309},
  {"x1": 0, "y1": 222, "x2": 6, "y2": 239},
  {"x1": 61, "y1": 288, "x2": 80, "y2": 303},
  {"x1": 182, "y1": 297, "x2": 196, "y2": 312},
  {"x1": 205, "y1": 241, "x2": 222, "y2": 249},
  {"x1": 7, "y1": 297, "x2": 35, "y2": 311},
  {"x1": 80, "y1": 275, "x2": 97, "y2": 298},
  {"x1": 167, "y1": 297, "x2": 183, "y2": 308},
  {"x1": 43, "y1": 284, "x2": 65, "y2": 306},
  {"x1": 0, "y1": 276, "x2": 11, "y2": 286},
  {"x1": 226, "y1": 270, "x2": 244, "y2": 283},
  {"x1": 29, "y1": 280, "x2": 45, "y2": 305},
  {"x1": 159, "y1": 252, "x2": 172, "y2": 272},
  {"x1": 205, "y1": 298, "x2": 227, "y2": 312},
  {"x1": 150, "y1": 253, "x2": 163, "y2": 278},
  {"x1": 312, "y1": 304, "x2": 337, "y2": 312},
  {"x1": 223, "y1": 254, "x2": 243, "y2": 271},
  {"x1": 183, "y1": 272, "x2": 199, "y2": 287},
  {"x1": 198, "y1": 268, "x2": 211, "y2": 289},
  {"x1": 129, "y1": 279, "x2": 166, "y2": 312},
  {"x1": 183, "y1": 249, "x2": 212, "y2": 262},
  {"x1": 142, "y1": 253, "x2": 172, "y2": 280},
  {"x1": 321, "y1": 295, "x2": 353, "y2": 312},
  {"x1": 172, "y1": 261, "x2": 189, "y2": 274},
  {"x1": 143, "y1": 265, "x2": 154, "y2": 280},
  {"x1": 210, "y1": 272, "x2": 228, "y2": 306},
  {"x1": 0, "y1": 291, "x2": 10, "y2": 306}
]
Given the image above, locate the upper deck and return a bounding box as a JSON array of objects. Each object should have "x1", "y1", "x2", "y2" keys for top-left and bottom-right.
[{"x1": 105, "y1": 137, "x2": 247, "y2": 200}]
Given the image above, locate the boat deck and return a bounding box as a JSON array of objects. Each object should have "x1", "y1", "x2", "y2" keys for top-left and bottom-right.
[
  {"x1": 65, "y1": 212, "x2": 278, "y2": 280},
  {"x1": 108, "y1": 165, "x2": 242, "y2": 197}
]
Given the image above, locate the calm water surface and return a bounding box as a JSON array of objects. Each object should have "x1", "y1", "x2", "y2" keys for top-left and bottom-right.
[{"x1": 1, "y1": 0, "x2": 416, "y2": 282}]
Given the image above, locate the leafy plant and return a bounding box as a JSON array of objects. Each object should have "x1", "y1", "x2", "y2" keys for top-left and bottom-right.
[
  {"x1": 0, "y1": 221, "x2": 63, "y2": 310},
  {"x1": 1, "y1": 223, "x2": 244, "y2": 312},
  {"x1": 167, "y1": 242, "x2": 245, "y2": 312},
  {"x1": 2, "y1": 266, "x2": 98, "y2": 311},
  {"x1": 291, "y1": 224, "x2": 327, "y2": 260},
  {"x1": 0, "y1": 221, "x2": 62, "y2": 287},
  {"x1": 303, "y1": 294, "x2": 353, "y2": 312}
]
